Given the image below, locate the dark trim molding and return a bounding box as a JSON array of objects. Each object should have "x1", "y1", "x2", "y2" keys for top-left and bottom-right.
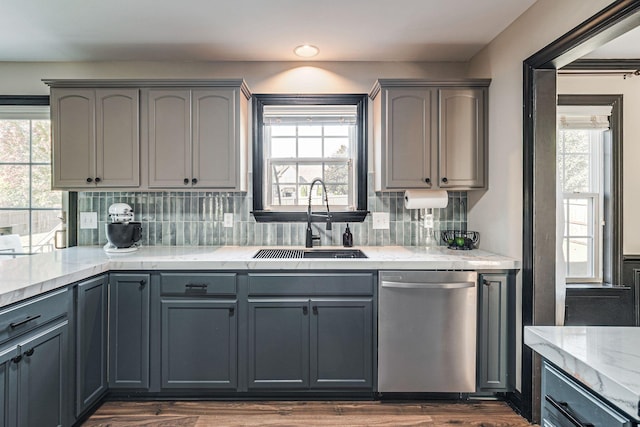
[
  {"x1": 0, "y1": 95, "x2": 49, "y2": 105},
  {"x1": 251, "y1": 94, "x2": 369, "y2": 223},
  {"x1": 522, "y1": 0, "x2": 640, "y2": 422},
  {"x1": 562, "y1": 59, "x2": 640, "y2": 70}
]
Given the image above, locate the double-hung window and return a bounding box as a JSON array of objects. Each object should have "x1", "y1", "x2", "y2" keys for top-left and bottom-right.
[
  {"x1": 557, "y1": 106, "x2": 611, "y2": 282},
  {"x1": 0, "y1": 102, "x2": 63, "y2": 256},
  {"x1": 252, "y1": 95, "x2": 368, "y2": 222}
]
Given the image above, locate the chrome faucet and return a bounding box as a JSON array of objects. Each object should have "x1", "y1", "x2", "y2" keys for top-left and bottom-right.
[{"x1": 306, "y1": 178, "x2": 332, "y2": 248}]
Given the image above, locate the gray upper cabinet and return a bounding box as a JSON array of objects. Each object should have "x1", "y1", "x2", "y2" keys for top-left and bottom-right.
[
  {"x1": 370, "y1": 79, "x2": 489, "y2": 191},
  {"x1": 146, "y1": 83, "x2": 249, "y2": 190},
  {"x1": 438, "y1": 88, "x2": 485, "y2": 189},
  {"x1": 50, "y1": 87, "x2": 140, "y2": 189}
]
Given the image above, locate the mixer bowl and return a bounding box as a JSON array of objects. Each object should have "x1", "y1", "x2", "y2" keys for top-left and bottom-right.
[{"x1": 105, "y1": 222, "x2": 142, "y2": 248}]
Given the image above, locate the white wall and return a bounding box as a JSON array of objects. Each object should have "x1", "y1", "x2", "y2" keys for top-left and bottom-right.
[
  {"x1": 467, "y1": 0, "x2": 616, "y2": 391},
  {"x1": 558, "y1": 74, "x2": 640, "y2": 255},
  {"x1": 0, "y1": 61, "x2": 467, "y2": 95}
]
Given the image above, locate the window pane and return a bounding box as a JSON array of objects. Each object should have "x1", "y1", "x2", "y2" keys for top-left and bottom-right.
[
  {"x1": 0, "y1": 120, "x2": 30, "y2": 163},
  {"x1": 324, "y1": 125, "x2": 349, "y2": 137},
  {"x1": 565, "y1": 237, "x2": 593, "y2": 277},
  {"x1": 324, "y1": 163, "x2": 349, "y2": 184},
  {"x1": 325, "y1": 184, "x2": 349, "y2": 206},
  {"x1": 32, "y1": 165, "x2": 61, "y2": 208},
  {"x1": 271, "y1": 137, "x2": 296, "y2": 158},
  {"x1": 298, "y1": 125, "x2": 321, "y2": 136},
  {"x1": 31, "y1": 120, "x2": 51, "y2": 163},
  {"x1": 0, "y1": 210, "x2": 28, "y2": 256},
  {"x1": 31, "y1": 210, "x2": 62, "y2": 254},
  {"x1": 0, "y1": 165, "x2": 29, "y2": 208},
  {"x1": 563, "y1": 154, "x2": 590, "y2": 192},
  {"x1": 325, "y1": 139, "x2": 349, "y2": 157},
  {"x1": 270, "y1": 185, "x2": 298, "y2": 206},
  {"x1": 272, "y1": 164, "x2": 297, "y2": 184},
  {"x1": 562, "y1": 130, "x2": 590, "y2": 153},
  {"x1": 270, "y1": 125, "x2": 296, "y2": 137},
  {"x1": 298, "y1": 138, "x2": 322, "y2": 157},
  {"x1": 298, "y1": 164, "x2": 322, "y2": 183}
]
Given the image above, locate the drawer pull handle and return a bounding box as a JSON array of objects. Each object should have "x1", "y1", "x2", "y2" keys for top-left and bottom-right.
[
  {"x1": 544, "y1": 395, "x2": 595, "y2": 427},
  {"x1": 139, "y1": 279, "x2": 146, "y2": 286},
  {"x1": 312, "y1": 306, "x2": 318, "y2": 315},
  {"x1": 12, "y1": 355, "x2": 22, "y2": 364},
  {"x1": 303, "y1": 306, "x2": 308, "y2": 315},
  {"x1": 10, "y1": 315, "x2": 41, "y2": 329},
  {"x1": 185, "y1": 284, "x2": 208, "y2": 290},
  {"x1": 229, "y1": 307, "x2": 235, "y2": 316},
  {"x1": 24, "y1": 348, "x2": 34, "y2": 357}
]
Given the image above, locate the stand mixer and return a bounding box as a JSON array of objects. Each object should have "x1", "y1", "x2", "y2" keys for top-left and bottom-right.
[{"x1": 104, "y1": 203, "x2": 142, "y2": 253}]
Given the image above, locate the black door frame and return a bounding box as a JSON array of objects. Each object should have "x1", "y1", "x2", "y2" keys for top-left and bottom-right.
[{"x1": 522, "y1": 0, "x2": 640, "y2": 421}]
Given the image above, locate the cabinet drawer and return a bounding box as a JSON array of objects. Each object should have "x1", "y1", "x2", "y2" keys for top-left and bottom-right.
[
  {"x1": 0, "y1": 288, "x2": 68, "y2": 344},
  {"x1": 542, "y1": 361, "x2": 633, "y2": 427},
  {"x1": 160, "y1": 273, "x2": 236, "y2": 296},
  {"x1": 248, "y1": 273, "x2": 374, "y2": 295}
]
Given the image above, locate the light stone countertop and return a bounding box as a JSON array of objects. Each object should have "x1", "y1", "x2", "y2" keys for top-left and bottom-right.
[
  {"x1": 0, "y1": 245, "x2": 519, "y2": 308},
  {"x1": 525, "y1": 326, "x2": 640, "y2": 421}
]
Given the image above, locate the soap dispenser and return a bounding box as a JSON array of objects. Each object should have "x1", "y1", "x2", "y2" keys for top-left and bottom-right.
[{"x1": 342, "y1": 224, "x2": 353, "y2": 247}]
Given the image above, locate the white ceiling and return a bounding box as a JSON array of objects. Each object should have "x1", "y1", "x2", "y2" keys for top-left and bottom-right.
[{"x1": 1, "y1": 0, "x2": 537, "y2": 62}]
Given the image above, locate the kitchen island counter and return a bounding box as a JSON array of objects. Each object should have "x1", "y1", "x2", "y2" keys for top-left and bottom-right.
[
  {"x1": 0, "y1": 245, "x2": 519, "y2": 307},
  {"x1": 525, "y1": 325, "x2": 640, "y2": 422}
]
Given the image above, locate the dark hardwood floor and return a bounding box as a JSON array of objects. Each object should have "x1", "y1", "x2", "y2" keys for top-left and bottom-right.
[{"x1": 82, "y1": 400, "x2": 534, "y2": 426}]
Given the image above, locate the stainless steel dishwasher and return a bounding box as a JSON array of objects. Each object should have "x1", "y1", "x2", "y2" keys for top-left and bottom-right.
[{"x1": 378, "y1": 270, "x2": 477, "y2": 393}]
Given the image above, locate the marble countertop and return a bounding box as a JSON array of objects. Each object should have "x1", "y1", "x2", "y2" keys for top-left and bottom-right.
[
  {"x1": 525, "y1": 326, "x2": 640, "y2": 421},
  {"x1": 0, "y1": 245, "x2": 519, "y2": 308}
]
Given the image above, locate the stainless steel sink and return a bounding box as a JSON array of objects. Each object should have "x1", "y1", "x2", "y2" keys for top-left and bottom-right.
[{"x1": 253, "y1": 248, "x2": 367, "y2": 259}]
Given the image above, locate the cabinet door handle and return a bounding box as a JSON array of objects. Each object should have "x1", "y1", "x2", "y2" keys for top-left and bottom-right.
[
  {"x1": 302, "y1": 306, "x2": 308, "y2": 315},
  {"x1": 86, "y1": 177, "x2": 93, "y2": 183},
  {"x1": 424, "y1": 178, "x2": 431, "y2": 184},
  {"x1": 139, "y1": 279, "x2": 146, "y2": 286},
  {"x1": 10, "y1": 315, "x2": 41, "y2": 329},
  {"x1": 24, "y1": 348, "x2": 34, "y2": 357},
  {"x1": 185, "y1": 284, "x2": 207, "y2": 289},
  {"x1": 229, "y1": 307, "x2": 235, "y2": 316},
  {"x1": 192, "y1": 178, "x2": 198, "y2": 185},
  {"x1": 442, "y1": 177, "x2": 448, "y2": 183},
  {"x1": 95, "y1": 177, "x2": 101, "y2": 183},
  {"x1": 12, "y1": 355, "x2": 22, "y2": 364},
  {"x1": 483, "y1": 279, "x2": 491, "y2": 287},
  {"x1": 544, "y1": 395, "x2": 595, "y2": 427},
  {"x1": 184, "y1": 178, "x2": 189, "y2": 185},
  {"x1": 312, "y1": 306, "x2": 318, "y2": 315}
]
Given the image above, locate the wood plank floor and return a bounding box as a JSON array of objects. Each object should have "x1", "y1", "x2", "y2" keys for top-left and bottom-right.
[{"x1": 82, "y1": 400, "x2": 535, "y2": 426}]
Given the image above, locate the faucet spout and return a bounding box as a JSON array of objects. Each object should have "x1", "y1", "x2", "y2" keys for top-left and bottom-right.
[{"x1": 305, "y1": 178, "x2": 332, "y2": 248}]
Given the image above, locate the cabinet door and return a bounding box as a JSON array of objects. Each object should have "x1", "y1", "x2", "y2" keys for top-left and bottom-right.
[
  {"x1": 438, "y1": 88, "x2": 485, "y2": 189},
  {"x1": 247, "y1": 300, "x2": 309, "y2": 389},
  {"x1": 478, "y1": 274, "x2": 509, "y2": 391},
  {"x1": 192, "y1": 89, "x2": 237, "y2": 188},
  {"x1": 384, "y1": 88, "x2": 435, "y2": 189},
  {"x1": 161, "y1": 299, "x2": 237, "y2": 389},
  {"x1": 76, "y1": 275, "x2": 108, "y2": 416},
  {"x1": 96, "y1": 89, "x2": 140, "y2": 187},
  {"x1": 16, "y1": 321, "x2": 69, "y2": 427},
  {"x1": 51, "y1": 88, "x2": 96, "y2": 188},
  {"x1": 109, "y1": 273, "x2": 150, "y2": 389},
  {"x1": 148, "y1": 90, "x2": 191, "y2": 188},
  {"x1": 310, "y1": 299, "x2": 373, "y2": 389},
  {"x1": 0, "y1": 346, "x2": 18, "y2": 427}
]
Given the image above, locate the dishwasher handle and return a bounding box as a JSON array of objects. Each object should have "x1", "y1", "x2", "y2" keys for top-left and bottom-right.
[{"x1": 381, "y1": 280, "x2": 475, "y2": 290}]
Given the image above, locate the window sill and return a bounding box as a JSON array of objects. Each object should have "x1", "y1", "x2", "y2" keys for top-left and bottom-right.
[{"x1": 251, "y1": 210, "x2": 369, "y2": 223}]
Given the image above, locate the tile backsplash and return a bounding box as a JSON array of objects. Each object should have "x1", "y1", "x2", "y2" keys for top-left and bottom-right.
[{"x1": 78, "y1": 175, "x2": 467, "y2": 247}]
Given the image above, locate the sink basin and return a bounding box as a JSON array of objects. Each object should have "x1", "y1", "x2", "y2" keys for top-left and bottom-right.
[{"x1": 253, "y1": 248, "x2": 367, "y2": 259}]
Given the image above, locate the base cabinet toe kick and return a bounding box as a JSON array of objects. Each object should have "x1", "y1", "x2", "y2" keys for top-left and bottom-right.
[{"x1": 0, "y1": 268, "x2": 517, "y2": 426}]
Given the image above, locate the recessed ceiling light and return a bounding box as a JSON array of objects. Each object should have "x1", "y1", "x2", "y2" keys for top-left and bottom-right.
[{"x1": 294, "y1": 44, "x2": 319, "y2": 58}]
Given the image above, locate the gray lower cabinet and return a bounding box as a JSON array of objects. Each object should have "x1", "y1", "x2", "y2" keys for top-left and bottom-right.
[
  {"x1": 542, "y1": 361, "x2": 633, "y2": 426},
  {"x1": 160, "y1": 299, "x2": 237, "y2": 389},
  {"x1": 247, "y1": 297, "x2": 374, "y2": 391},
  {"x1": 248, "y1": 299, "x2": 310, "y2": 389},
  {"x1": 109, "y1": 273, "x2": 150, "y2": 389},
  {"x1": 0, "y1": 321, "x2": 69, "y2": 427},
  {"x1": 477, "y1": 273, "x2": 513, "y2": 391},
  {"x1": 75, "y1": 275, "x2": 108, "y2": 416}
]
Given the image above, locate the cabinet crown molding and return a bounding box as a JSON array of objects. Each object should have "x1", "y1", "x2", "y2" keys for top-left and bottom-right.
[
  {"x1": 369, "y1": 78, "x2": 491, "y2": 98},
  {"x1": 42, "y1": 79, "x2": 251, "y2": 98}
]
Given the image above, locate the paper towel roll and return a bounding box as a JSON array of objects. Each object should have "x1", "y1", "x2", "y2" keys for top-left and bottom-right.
[{"x1": 404, "y1": 190, "x2": 448, "y2": 209}]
